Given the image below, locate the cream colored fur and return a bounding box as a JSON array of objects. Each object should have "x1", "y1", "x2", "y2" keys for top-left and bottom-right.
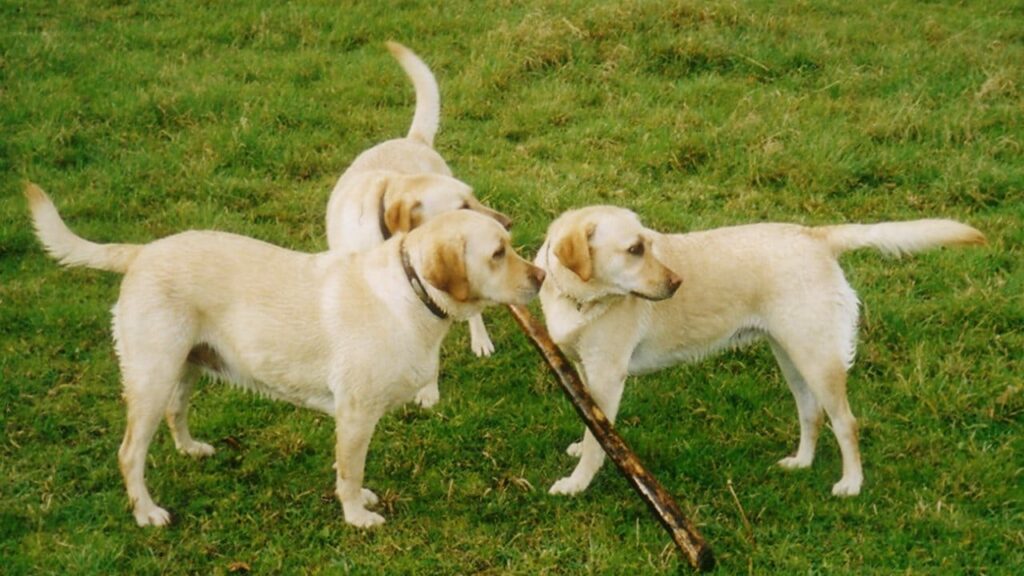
[
  {"x1": 536, "y1": 206, "x2": 984, "y2": 498},
  {"x1": 26, "y1": 183, "x2": 543, "y2": 529},
  {"x1": 325, "y1": 42, "x2": 510, "y2": 408}
]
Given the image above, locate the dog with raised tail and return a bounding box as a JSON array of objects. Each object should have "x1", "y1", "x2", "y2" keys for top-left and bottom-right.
[
  {"x1": 535, "y1": 205, "x2": 984, "y2": 498},
  {"x1": 326, "y1": 41, "x2": 511, "y2": 409},
  {"x1": 25, "y1": 183, "x2": 544, "y2": 528}
]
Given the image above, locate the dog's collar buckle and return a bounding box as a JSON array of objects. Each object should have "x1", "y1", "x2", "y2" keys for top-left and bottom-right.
[{"x1": 400, "y1": 239, "x2": 448, "y2": 321}]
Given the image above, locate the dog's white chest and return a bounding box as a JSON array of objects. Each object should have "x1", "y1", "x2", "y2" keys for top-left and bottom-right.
[{"x1": 542, "y1": 298, "x2": 593, "y2": 359}]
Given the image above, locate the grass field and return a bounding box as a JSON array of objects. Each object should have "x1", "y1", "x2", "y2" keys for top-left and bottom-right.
[{"x1": 2, "y1": 0, "x2": 1022, "y2": 573}]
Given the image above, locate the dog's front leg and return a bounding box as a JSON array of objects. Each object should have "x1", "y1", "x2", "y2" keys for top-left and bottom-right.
[
  {"x1": 467, "y1": 313, "x2": 494, "y2": 357},
  {"x1": 334, "y1": 396, "x2": 385, "y2": 528},
  {"x1": 549, "y1": 356, "x2": 628, "y2": 496},
  {"x1": 414, "y1": 352, "x2": 443, "y2": 409}
]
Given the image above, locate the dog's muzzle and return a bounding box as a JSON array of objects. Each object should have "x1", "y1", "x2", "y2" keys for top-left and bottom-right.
[{"x1": 631, "y1": 272, "x2": 682, "y2": 301}]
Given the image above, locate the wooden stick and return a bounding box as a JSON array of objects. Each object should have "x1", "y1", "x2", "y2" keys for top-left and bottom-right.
[{"x1": 507, "y1": 304, "x2": 715, "y2": 572}]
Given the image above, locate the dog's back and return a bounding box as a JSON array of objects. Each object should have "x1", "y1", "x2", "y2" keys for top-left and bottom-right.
[
  {"x1": 343, "y1": 138, "x2": 451, "y2": 178},
  {"x1": 633, "y1": 224, "x2": 841, "y2": 371},
  {"x1": 640, "y1": 220, "x2": 983, "y2": 371}
]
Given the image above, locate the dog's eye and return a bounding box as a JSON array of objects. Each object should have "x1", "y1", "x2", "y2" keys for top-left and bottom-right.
[
  {"x1": 628, "y1": 242, "x2": 645, "y2": 257},
  {"x1": 492, "y1": 246, "x2": 506, "y2": 260},
  {"x1": 461, "y1": 202, "x2": 470, "y2": 210}
]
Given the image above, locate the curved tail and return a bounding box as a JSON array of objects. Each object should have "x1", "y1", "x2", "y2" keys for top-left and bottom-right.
[
  {"x1": 386, "y1": 41, "x2": 440, "y2": 147},
  {"x1": 819, "y1": 219, "x2": 985, "y2": 258},
  {"x1": 24, "y1": 183, "x2": 141, "y2": 273}
]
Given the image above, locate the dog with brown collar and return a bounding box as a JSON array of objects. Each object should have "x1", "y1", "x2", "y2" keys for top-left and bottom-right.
[{"x1": 26, "y1": 183, "x2": 544, "y2": 528}]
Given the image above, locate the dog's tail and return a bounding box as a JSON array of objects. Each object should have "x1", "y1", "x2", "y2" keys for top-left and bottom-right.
[
  {"x1": 386, "y1": 41, "x2": 440, "y2": 147},
  {"x1": 819, "y1": 219, "x2": 985, "y2": 258},
  {"x1": 24, "y1": 183, "x2": 141, "y2": 273}
]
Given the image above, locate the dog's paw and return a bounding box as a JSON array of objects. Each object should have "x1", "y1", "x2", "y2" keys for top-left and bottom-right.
[
  {"x1": 345, "y1": 508, "x2": 386, "y2": 528},
  {"x1": 470, "y1": 334, "x2": 495, "y2": 357},
  {"x1": 361, "y1": 488, "x2": 379, "y2": 507},
  {"x1": 831, "y1": 476, "x2": 862, "y2": 497},
  {"x1": 134, "y1": 505, "x2": 171, "y2": 527},
  {"x1": 777, "y1": 455, "x2": 812, "y2": 470},
  {"x1": 415, "y1": 385, "x2": 440, "y2": 409},
  {"x1": 566, "y1": 441, "x2": 583, "y2": 458},
  {"x1": 548, "y1": 476, "x2": 586, "y2": 496},
  {"x1": 179, "y1": 441, "x2": 215, "y2": 458},
  {"x1": 468, "y1": 316, "x2": 495, "y2": 357}
]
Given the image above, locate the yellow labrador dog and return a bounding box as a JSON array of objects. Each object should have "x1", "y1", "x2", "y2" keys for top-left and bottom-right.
[
  {"x1": 326, "y1": 43, "x2": 508, "y2": 410},
  {"x1": 26, "y1": 183, "x2": 544, "y2": 528},
  {"x1": 536, "y1": 206, "x2": 984, "y2": 498}
]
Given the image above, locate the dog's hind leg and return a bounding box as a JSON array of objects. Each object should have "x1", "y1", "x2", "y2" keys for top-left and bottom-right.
[
  {"x1": 771, "y1": 336, "x2": 862, "y2": 496},
  {"x1": 809, "y1": 361, "x2": 861, "y2": 496},
  {"x1": 767, "y1": 267, "x2": 862, "y2": 495},
  {"x1": 816, "y1": 367, "x2": 862, "y2": 496},
  {"x1": 165, "y1": 365, "x2": 215, "y2": 458},
  {"x1": 769, "y1": 339, "x2": 824, "y2": 470},
  {"x1": 118, "y1": 361, "x2": 182, "y2": 527},
  {"x1": 114, "y1": 298, "x2": 195, "y2": 526}
]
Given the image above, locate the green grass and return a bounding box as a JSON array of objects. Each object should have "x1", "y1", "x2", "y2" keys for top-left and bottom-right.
[{"x1": 2, "y1": 0, "x2": 1021, "y2": 573}]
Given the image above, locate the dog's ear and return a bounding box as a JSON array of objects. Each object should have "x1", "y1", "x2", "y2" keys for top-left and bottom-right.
[
  {"x1": 554, "y1": 223, "x2": 595, "y2": 282},
  {"x1": 385, "y1": 190, "x2": 423, "y2": 235},
  {"x1": 423, "y1": 239, "x2": 470, "y2": 302}
]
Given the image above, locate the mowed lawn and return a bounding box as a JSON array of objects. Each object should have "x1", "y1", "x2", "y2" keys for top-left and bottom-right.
[{"x1": 1, "y1": 1, "x2": 1021, "y2": 573}]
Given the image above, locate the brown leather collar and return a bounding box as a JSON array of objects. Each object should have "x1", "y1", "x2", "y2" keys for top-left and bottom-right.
[
  {"x1": 378, "y1": 187, "x2": 392, "y2": 241},
  {"x1": 400, "y1": 238, "x2": 448, "y2": 320}
]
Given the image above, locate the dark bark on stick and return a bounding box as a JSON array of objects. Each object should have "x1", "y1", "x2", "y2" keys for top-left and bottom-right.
[{"x1": 507, "y1": 304, "x2": 715, "y2": 573}]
